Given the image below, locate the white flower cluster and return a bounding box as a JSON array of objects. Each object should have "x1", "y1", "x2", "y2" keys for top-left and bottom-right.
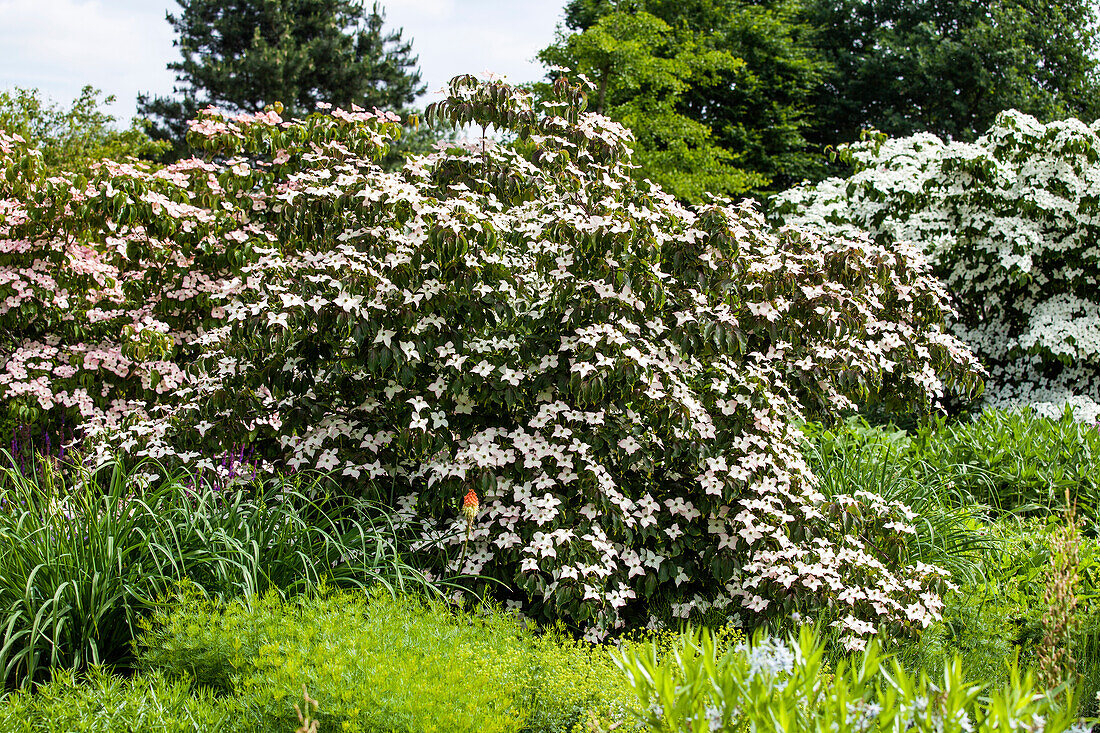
[{"x1": 774, "y1": 110, "x2": 1100, "y2": 419}]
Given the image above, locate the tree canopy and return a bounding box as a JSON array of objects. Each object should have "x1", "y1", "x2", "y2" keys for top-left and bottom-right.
[
  {"x1": 138, "y1": 0, "x2": 425, "y2": 158},
  {"x1": 539, "y1": 0, "x2": 827, "y2": 201},
  {"x1": 544, "y1": 0, "x2": 1100, "y2": 196},
  {"x1": 799, "y1": 0, "x2": 1100, "y2": 146},
  {"x1": 0, "y1": 86, "x2": 166, "y2": 175}
]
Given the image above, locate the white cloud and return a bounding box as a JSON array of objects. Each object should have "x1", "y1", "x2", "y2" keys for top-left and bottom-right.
[
  {"x1": 0, "y1": 0, "x2": 176, "y2": 120},
  {"x1": 384, "y1": 0, "x2": 567, "y2": 103},
  {"x1": 382, "y1": 0, "x2": 456, "y2": 15}
]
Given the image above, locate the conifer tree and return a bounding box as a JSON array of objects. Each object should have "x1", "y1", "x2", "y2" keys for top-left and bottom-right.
[{"x1": 138, "y1": 0, "x2": 424, "y2": 158}]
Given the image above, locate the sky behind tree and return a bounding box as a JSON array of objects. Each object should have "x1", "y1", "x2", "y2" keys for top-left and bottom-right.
[{"x1": 0, "y1": 0, "x2": 567, "y2": 121}]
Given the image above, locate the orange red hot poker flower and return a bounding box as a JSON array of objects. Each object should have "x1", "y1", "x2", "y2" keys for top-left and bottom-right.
[{"x1": 461, "y1": 489, "x2": 479, "y2": 539}]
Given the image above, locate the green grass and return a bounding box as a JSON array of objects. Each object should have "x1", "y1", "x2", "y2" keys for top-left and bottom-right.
[
  {"x1": 0, "y1": 452, "x2": 440, "y2": 689},
  {"x1": 804, "y1": 421, "x2": 992, "y2": 585}
]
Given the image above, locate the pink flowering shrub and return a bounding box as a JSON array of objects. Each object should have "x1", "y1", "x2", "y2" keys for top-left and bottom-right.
[{"x1": 0, "y1": 75, "x2": 982, "y2": 646}]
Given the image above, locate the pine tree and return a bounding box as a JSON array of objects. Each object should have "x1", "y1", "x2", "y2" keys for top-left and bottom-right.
[{"x1": 138, "y1": 0, "x2": 424, "y2": 159}]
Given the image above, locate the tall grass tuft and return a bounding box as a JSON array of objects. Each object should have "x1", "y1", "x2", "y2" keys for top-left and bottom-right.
[
  {"x1": 0, "y1": 450, "x2": 440, "y2": 689},
  {"x1": 805, "y1": 425, "x2": 992, "y2": 586}
]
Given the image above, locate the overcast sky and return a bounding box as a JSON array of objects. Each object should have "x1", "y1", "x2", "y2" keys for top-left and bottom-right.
[{"x1": 0, "y1": 0, "x2": 569, "y2": 123}]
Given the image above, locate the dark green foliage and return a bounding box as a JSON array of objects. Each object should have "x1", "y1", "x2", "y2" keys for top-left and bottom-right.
[
  {"x1": 0, "y1": 86, "x2": 167, "y2": 175},
  {"x1": 0, "y1": 455, "x2": 435, "y2": 689},
  {"x1": 138, "y1": 589, "x2": 641, "y2": 733},
  {"x1": 556, "y1": 0, "x2": 1100, "y2": 195},
  {"x1": 799, "y1": 0, "x2": 1100, "y2": 147},
  {"x1": 138, "y1": 0, "x2": 425, "y2": 158},
  {"x1": 541, "y1": 0, "x2": 827, "y2": 200}
]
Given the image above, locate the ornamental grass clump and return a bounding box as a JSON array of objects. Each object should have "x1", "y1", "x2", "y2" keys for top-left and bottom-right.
[
  {"x1": 773, "y1": 111, "x2": 1100, "y2": 421},
  {"x1": 0, "y1": 453, "x2": 435, "y2": 689},
  {"x1": 0, "y1": 73, "x2": 982, "y2": 643}
]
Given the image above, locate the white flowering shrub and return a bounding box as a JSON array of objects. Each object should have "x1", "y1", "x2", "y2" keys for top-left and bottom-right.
[
  {"x1": 773, "y1": 111, "x2": 1100, "y2": 420},
  {"x1": 0, "y1": 74, "x2": 981, "y2": 644}
]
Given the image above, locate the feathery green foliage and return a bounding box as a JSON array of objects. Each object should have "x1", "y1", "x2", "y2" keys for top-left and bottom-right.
[{"x1": 138, "y1": 588, "x2": 642, "y2": 733}]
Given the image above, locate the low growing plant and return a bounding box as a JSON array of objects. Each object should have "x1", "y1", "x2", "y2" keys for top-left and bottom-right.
[
  {"x1": 915, "y1": 408, "x2": 1100, "y2": 514},
  {"x1": 0, "y1": 453, "x2": 436, "y2": 688},
  {"x1": 0, "y1": 667, "x2": 231, "y2": 732},
  {"x1": 138, "y1": 587, "x2": 643, "y2": 733},
  {"x1": 614, "y1": 625, "x2": 1093, "y2": 733}
]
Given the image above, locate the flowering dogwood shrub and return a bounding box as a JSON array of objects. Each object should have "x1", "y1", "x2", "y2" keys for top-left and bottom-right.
[
  {"x1": 0, "y1": 75, "x2": 982, "y2": 645},
  {"x1": 773, "y1": 111, "x2": 1100, "y2": 420}
]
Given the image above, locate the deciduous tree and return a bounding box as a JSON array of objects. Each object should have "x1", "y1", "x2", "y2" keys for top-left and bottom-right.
[
  {"x1": 800, "y1": 0, "x2": 1100, "y2": 147},
  {"x1": 540, "y1": 0, "x2": 827, "y2": 200},
  {"x1": 0, "y1": 86, "x2": 166, "y2": 175}
]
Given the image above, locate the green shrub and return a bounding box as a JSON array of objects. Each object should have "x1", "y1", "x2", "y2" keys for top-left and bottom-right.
[
  {"x1": 804, "y1": 417, "x2": 918, "y2": 459},
  {"x1": 0, "y1": 454, "x2": 436, "y2": 688},
  {"x1": 0, "y1": 86, "x2": 167, "y2": 177},
  {"x1": 2, "y1": 70, "x2": 981, "y2": 639},
  {"x1": 803, "y1": 419, "x2": 990, "y2": 589},
  {"x1": 138, "y1": 588, "x2": 642, "y2": 733},
  {"x1": 0, "y1": 667, "x2": 230, "y2": 732},
  {"x1": 800, "y1": 413, "x2": 1100, "y2": 718},
  {"x1": 615, "y1": 625, "x2": 1093, "y2": 733},
  {"x1": 804, "y1": 408, "x2": 1100, "y2": 516},
  {"x1": 773, "y1": 111, "x2": 1100, "y2": 421}
]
